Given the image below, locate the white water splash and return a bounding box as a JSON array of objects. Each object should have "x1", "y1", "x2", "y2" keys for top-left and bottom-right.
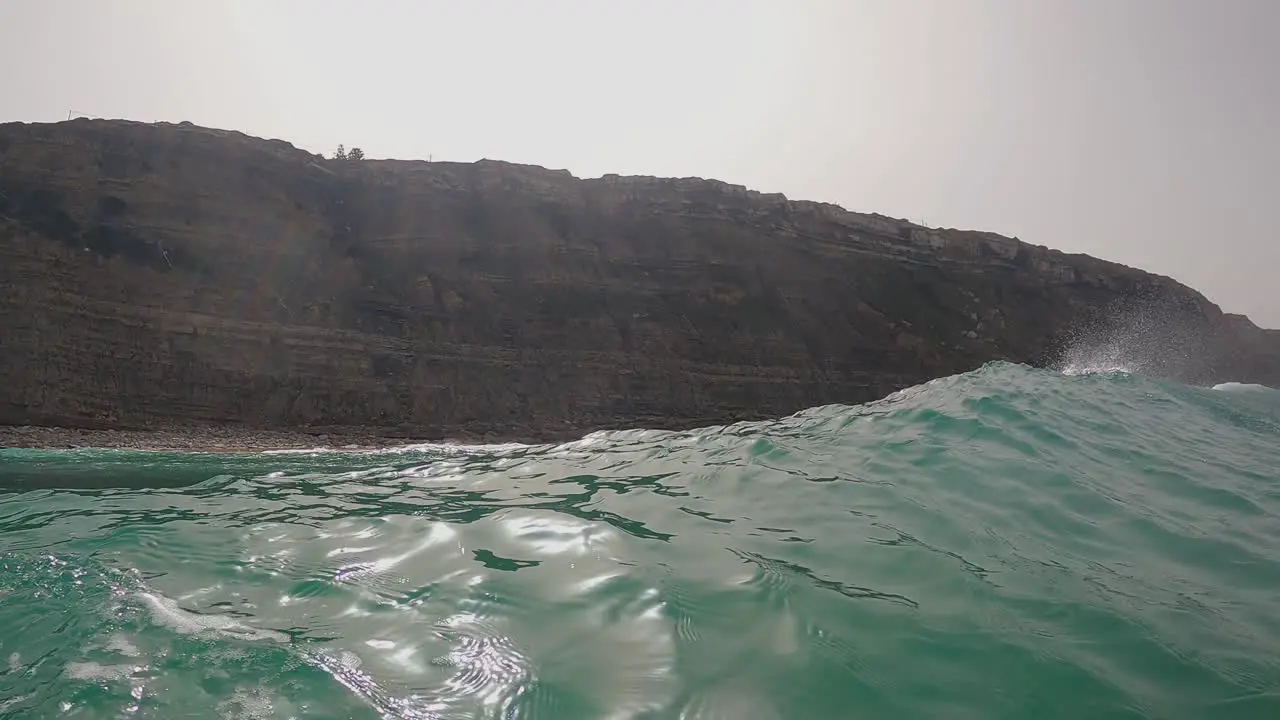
[
  {"x1": 1058, "y1": 340, "x2": 1140, "y2": 376},
  {"x1": 1056, "y1": 298, "x2": 1207, "y2": 378},
  {"x1": 1060, "y1": 362, "x2": 1138, "y2": 377}
]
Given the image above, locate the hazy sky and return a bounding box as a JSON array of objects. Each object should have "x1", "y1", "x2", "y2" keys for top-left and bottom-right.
[{"x1": 2, "y1": 1, "x2": 1276, "y2": 327}]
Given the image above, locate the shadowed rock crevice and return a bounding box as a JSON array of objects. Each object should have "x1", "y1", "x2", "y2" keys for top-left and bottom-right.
[{"x1": 0, "y1": 119, "x2": 1276, "y2": 441}]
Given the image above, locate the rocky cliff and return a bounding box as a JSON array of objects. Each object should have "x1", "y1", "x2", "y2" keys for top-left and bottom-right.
[{"x1": 1, "y1": 119, "x2": 1276, "y2": 441}]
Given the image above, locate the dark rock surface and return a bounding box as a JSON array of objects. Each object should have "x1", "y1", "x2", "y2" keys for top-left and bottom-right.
[
  {"x1": 0, "y1": 424, "x2": 432, "y2": 453},
  {"x1": 1, "y1": 119, "x2": 1276, "y2": 443}
]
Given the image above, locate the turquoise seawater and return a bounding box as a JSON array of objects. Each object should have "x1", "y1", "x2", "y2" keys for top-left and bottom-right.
[{"x1": 2, "y1": 362, "x2": 1279, "y2": 719}]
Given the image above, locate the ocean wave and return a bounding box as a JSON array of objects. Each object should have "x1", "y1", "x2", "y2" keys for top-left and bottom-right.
[{"x1": 2, "y1": 362, "x2": 1279, "y2": 718}]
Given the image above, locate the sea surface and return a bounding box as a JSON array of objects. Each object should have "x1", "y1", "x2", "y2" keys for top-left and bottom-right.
[{"x1": 2, "y1": 362, "x2": 1279, "y2": 719}]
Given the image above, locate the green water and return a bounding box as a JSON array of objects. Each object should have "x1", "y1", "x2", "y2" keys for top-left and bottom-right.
[{"x1": 2, "y1": 363, "x2": 1279, "y2": 719}]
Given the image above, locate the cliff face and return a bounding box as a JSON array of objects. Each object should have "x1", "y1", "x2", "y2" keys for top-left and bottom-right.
[{"x1": 1, "y1": 119, "x2": 1276, "y2": 440}]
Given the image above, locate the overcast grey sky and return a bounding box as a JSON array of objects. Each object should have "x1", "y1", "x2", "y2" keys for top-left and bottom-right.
[{"x1": 2, "y1": 0, "x2": 1276, "y2": 326}]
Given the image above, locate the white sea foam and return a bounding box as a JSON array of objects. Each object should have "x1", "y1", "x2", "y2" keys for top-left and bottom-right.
[
  {"x1": 1061, "y1": 363, "x2": 1136, "y2": 377},
  {"x1": 217, "y1": 688, "x2": 287, "y2": 720},
  {"x1": 138, "y1": 592, "x2": 289, "y2": 643},
  {"x1": 1212, "y1": 382, "x2": 1277, "y2": 393},
  {"x1": 106, "y1": 634, "x2": 142, "y2": 657},
  {"x1": 65, "y1": 661, "x2": 139, "y2": 682}
]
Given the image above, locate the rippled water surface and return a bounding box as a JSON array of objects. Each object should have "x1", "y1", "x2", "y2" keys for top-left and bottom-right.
[{"x1": 2, "y1": 363, "x2": 1279, "y2": 718}]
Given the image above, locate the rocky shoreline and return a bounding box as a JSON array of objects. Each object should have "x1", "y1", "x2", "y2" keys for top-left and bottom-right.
[
  {"x1": 0, "y1": 425, "x2": 472, "y2": 453},
  {"x1": 2, "y1": 120, "x2": 1277, "y2": 440}
]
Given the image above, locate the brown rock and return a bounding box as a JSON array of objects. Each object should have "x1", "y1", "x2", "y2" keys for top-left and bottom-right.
[{"x1": 0, "y1": 119, "x2": 1276, "y2": 444}]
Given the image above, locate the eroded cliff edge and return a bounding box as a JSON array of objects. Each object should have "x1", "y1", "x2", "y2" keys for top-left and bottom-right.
[{"x1": 1, "y1": 119, "x2": 1276, "y2": 441}]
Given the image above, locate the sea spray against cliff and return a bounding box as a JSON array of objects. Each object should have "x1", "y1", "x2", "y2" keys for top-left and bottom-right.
[{"x1": 1056, "y1": 293, "x2": 1218, "y2": 379}]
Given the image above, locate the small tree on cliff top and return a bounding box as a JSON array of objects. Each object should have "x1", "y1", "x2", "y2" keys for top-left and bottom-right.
[{"x1": 332, "y1": 145, "x2": 364, "y2": 161}]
